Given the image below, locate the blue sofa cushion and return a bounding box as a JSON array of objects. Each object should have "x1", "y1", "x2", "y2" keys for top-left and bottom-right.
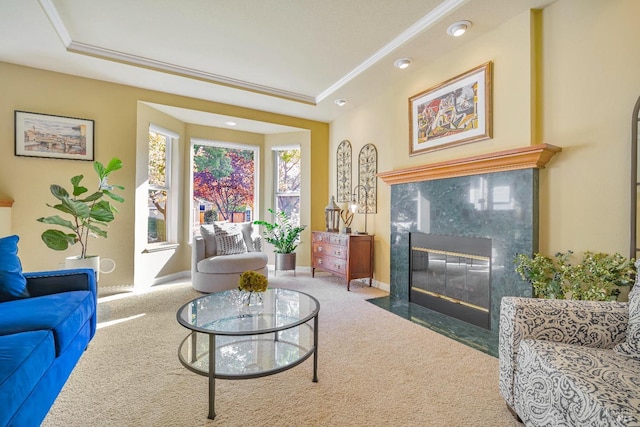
[
  {"x1": 0, "y1": 291, "x2": 94, "y2": 356},
  {"x1": 0, "y1": 235, "x2": 29, "y2": 302},
  {"x1": 0, "y1": 330, "x2": 55, "y2": 427}
]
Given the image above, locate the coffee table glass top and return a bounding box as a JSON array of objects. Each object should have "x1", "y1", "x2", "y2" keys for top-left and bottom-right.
[
  {"x1": 176, "y1": 288, "x2": 319, "y2": 335},
  {"x1": 177, "y1": 288, "x2": 319, "y2": 379}
]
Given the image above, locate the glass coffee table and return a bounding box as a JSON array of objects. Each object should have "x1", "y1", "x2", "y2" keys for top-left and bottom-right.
[{"x1": 176, "y1": 288, "x2": 319, "y2": 420}]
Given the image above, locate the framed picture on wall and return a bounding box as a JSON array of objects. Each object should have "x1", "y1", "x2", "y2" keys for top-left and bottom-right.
[
  {"x1": 409, "y1": 61, "x2": 492, "y2": 156},
  {"x1": 15, "y1": 110, "x2": 95, "y2": 161}
]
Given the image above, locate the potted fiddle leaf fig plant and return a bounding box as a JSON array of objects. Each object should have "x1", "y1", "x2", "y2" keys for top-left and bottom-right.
[
  {"x1": 37, "y1": 157, "x2": 124, "y2": 277},
  {"x1": 254, "y1": 208, "x2": 306, "y2": 275}
]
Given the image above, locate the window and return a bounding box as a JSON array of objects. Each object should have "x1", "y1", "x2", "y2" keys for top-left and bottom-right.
[
  {"x1": 274, "y1": 146, "x2": 301, "y2": 225},
  {"x1": 148, "y1": 127, "x2": 173, "y2": 244},
  {"x1": 191, "y1": 139, "x2": 259, "y2": 235}
]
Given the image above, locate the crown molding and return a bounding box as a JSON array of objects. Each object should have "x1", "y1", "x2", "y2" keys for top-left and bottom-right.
[
  {"x1": 39, "y1": 0, "x2": 467, "y2": 106},
  {"x1": 316, "y1": 0, "x2": 468, "y2": 103},
  {"x1": 38, "y1": 0, "x2": 316, "y2": 105},
  {"x1": 65, "y1": 41, "x2": 317, "y2": 104},
  {"x1": 378, "y1": 144, "x2": 562, "y2": 185}
]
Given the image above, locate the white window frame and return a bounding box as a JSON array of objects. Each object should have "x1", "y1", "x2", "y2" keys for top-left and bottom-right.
[
  {"x1": 272, "y1": 145, "x2": 301, "y2": 225},
  {"x1": 147, "y1": 124, "x2": 178, "y2": 247}
]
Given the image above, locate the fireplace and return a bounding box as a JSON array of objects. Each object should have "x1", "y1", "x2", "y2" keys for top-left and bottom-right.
[
  {"x1": 387, "y1": 168, "x2": 537, "y2": 334},
  {"x1": 374, "y1": 145, "x2": 561, "y2": 352},
  {"x1": 410, "y1": 233, "x2": 491, "y2": 329}
]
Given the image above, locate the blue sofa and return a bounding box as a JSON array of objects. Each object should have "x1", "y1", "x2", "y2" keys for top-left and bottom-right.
[{"x1": 0, "y1": 267, "x2": 97, "y2": 427}]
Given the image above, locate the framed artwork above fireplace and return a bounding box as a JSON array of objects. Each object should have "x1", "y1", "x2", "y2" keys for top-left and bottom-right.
[{"x1": 409, "y1": 61, "x2": 492, "y2": 156}]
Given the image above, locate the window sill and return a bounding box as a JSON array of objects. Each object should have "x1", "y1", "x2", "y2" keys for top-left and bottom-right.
[{"x1": 144, "y1": 243, "x2": 180, "y2": 253}]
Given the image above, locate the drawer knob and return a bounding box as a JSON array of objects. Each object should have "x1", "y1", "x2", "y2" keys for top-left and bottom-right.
[
  {"x1": 318, "y1": 259, "x2": 323, "y2": 265},
  {"x1": 318, "y1": 247, "x2": 323, "y2": 252}
]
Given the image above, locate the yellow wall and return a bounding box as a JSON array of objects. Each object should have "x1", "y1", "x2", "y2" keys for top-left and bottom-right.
[
  {"x1": 330, "y1": 0, "x2": 640, "y2": 287},
  {"x1": 540, "y1": 0, "x2": 640, "y2": 254},
  {"x1": 4, "y1": 0, "x2": 638, "y2": 289},
  {"x1": 0, "y1": 62, "x2": 329, "y2": 287}
]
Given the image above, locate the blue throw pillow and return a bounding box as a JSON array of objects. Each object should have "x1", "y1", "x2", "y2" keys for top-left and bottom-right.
[{"x1": 0, "y1": 235, "x2": 29, "y2": 302}]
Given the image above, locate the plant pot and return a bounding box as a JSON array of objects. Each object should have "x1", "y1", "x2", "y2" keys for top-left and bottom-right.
[
  {"x1": 66, "y1": 255, "x2": 100, "y2": 281},
  {"x1": 65, "y1": 255, "x2": 116, "y2": 282},
  {"x1": 275, "y1": 252, "x2": 296, "y2": 276}
]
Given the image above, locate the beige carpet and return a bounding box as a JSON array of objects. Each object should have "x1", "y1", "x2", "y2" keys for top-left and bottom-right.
[{"x1": 42, "y1": 272, "x2": 520, "y2": 427}]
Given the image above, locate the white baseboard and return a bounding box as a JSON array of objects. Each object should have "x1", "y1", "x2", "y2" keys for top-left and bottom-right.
[
  {"x1": 130, "y1": 268, "x2": 391, "y2": 293},
  {"x1": 266, "y1": 265, "x2": 390, "y2": 293}
]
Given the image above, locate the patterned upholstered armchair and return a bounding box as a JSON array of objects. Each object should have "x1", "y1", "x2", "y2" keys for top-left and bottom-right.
[{"x1": 499, "y1": 296, "x2": 640, "y2": 426}]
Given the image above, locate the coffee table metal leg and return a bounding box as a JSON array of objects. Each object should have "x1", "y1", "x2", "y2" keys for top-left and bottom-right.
[
  {"x1": 312, "y1": 315, "x2": 318, "y2": 383},
  {"x1": 190, "y1": 331, "x2": 197, "y2": 363},
  {"x1": 208, "y1": 334, "x2": 216, "y2": 420}
]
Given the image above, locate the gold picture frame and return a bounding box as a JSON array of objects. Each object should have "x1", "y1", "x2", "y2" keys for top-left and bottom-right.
[{"x1": 409, "y1": 62, "x2": 492, "y2": 156}]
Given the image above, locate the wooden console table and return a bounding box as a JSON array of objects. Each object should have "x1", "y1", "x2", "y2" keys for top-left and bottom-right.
[{"x1": 311, "y1": 231, "x2": 374, "y2": 291}]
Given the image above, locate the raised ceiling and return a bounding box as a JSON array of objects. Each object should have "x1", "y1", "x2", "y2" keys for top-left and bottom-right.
[{"x1": 0, "y1": 0, "x2": 553, "y2": 132}]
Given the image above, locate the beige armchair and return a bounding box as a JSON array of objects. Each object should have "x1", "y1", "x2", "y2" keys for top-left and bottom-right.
[{"x1": 192, "y1": 222, "x2": 268, "y2": 293}]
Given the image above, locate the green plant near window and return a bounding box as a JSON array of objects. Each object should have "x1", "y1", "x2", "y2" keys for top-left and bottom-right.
[
  {"x1": 203, "y1": 210, "x2": 217, "y2": 224},
  {"x1": 37, "y1": 158, "x2": 124, "y2": 259},
  {"x1": 514, "y1": 250, "x2": 636, "y2": 301},
  {"x1": 253, "y1": 208, "x2": 306, "y2": 254}
]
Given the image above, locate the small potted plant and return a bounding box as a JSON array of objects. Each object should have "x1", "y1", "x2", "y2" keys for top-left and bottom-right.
[
  {"x1": 254, "y1": 208, "x2": 306, "y2": 274},
  {"x1": 37, "y1": 158, "x2": 124, "y2": 277}
]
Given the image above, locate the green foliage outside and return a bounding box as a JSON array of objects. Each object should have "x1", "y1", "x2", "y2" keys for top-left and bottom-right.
[
  {"x1": 148, "y1": 132, "x2": 167, "y2": 187},
  {"x1": 203, "y1": 210, "x2": 217, "y2": 224},
  {"x1": 514, "y1": 250, "x2": 636, "y2": 301},
  {"x1": 253, "y1": 208, "x2": 306, "y2": 254},
  {"x1": 37, "y1": 158, "x2": 124, "y2": 258},
  {"x1": 276, "y1": 149, "x2": 301, "y2": 193},
  {"x1": 193, "y1": 145, "x2": 233, "y2": 179},
  {"x1": 148, "y1": 217, "x2": 166, "y2": 243}
]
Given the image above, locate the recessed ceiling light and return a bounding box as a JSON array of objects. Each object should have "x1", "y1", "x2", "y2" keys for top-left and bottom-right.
[
  {"x1": 334, "y1": 99, "x2": 347, "y2": 107},
  {"x1": 394, "y1": 58, "x2": 412, "y2": 69},
  {"x1": 447, "y1": 20, "x2": 472, "y2": 37},
  {"x1": 225, "y1": 121, "x2": 237, "y2": 126}
]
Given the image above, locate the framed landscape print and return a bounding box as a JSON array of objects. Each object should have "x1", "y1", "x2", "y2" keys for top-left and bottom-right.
[
  {"x1": 15, "y1": 110, "x2": 95, "y2": 161},
  {"x1": 409, "y1": 62, "x2": 492, "y2": 156}
]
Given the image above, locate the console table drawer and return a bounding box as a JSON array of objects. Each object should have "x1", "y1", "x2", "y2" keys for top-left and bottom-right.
[
  {"x1": 312, "y1": 255, "x2": 346, "y2": 274},
  {"x1": 313, "y1": 242, "x2": 347, "y2": 259},
  {"x1": 313, "y1": 232, "x2": 347, "y2": 246}
]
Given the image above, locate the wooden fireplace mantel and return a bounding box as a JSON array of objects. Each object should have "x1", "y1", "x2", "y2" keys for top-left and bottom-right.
[{"x1": 377, "y1": 144, "x2": 561, "y2": 185}]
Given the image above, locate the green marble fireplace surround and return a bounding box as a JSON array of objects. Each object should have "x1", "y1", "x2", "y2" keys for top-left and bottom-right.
[{"x1": 373, "y1": 145, "x2": 561, "y2": 356}]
